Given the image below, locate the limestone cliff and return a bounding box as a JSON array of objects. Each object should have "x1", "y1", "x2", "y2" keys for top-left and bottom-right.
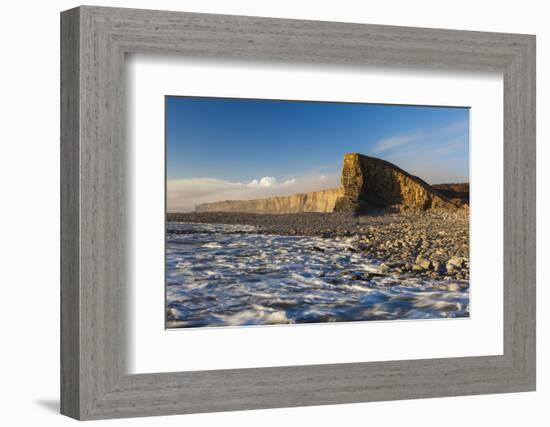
[
  {"x1": 194, "y1": 153, "x2": 460, "y2": 214},
  {"x1": 333, "y1": 153, "x2": 457, "y2": 213},
  {"x1": 195, "y1": 188, "x2": 344, "y2": 214}
]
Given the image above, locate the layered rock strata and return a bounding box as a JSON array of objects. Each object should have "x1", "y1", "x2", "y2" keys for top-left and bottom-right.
[
  {"x1": 194, "y1": 153, "x2": 461, "y2": 214},
  {"x1": 195, "y1": 188, "x2": 344, "y2": 214}
]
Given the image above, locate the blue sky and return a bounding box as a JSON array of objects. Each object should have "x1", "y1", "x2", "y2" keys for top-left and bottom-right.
[{"x1": 166, "y1": 96, "x2": 469, "y2": 212}]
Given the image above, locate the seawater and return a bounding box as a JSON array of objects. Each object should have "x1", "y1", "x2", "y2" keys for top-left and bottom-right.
[{"x1": 166, "y1": 222, "x2": 469, "y2": 328}]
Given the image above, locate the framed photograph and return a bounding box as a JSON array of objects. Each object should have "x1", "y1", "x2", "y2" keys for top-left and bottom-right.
[
  {"x1": 164, "y1": 97, "x2": 471, "y2": 329},
  {"x1": 61, "y1": 6, "x2": 536, "y2": 420}
]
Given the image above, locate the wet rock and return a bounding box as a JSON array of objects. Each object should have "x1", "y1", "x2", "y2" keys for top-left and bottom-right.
[
  {"x1": 166, "y1": 308, "x2": 178, "y2": 320},
  {"x1": 345, "y1": 235, "x2": 360, "y2": 243},
  {"x1": 447, "y1": 256, "x2": 466, "y2": 269},
  {"x1": 365, "y1": 271, "x2": 387, "y2": 278},
  {"x1": 357, "y1": 242, "x2": 369, "y2": 251},
  {"x1": 416, "y1": 257, "x2": 433, "y2": 270},
  {"x1": 378, "y1": 263, "x2": 391, "y2": 272}
]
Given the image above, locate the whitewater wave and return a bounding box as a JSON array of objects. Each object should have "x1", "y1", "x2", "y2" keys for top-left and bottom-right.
[{"x1": 166, "y1": 222, "x2": 469, "y2": 328}]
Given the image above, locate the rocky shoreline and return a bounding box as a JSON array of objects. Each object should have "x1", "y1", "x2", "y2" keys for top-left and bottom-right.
[{"x1": 167, "y1": 208, "x2": 469, "y2": 282}]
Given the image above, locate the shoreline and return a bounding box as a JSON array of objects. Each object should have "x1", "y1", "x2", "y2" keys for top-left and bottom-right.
[{"x1": 167, "y1": 210, "x2": 470, "y2": 281}]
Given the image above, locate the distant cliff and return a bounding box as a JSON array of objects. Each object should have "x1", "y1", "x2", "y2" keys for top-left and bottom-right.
[
  {"x1": 432, "y1": 183, "x2": 469, "y2": 204},
  {"x1": 195, "y1": 188, "x2": 344, "y2": 214},
  {"x1": 194, "y1": 153, "x2": 462, "y2": 214}
]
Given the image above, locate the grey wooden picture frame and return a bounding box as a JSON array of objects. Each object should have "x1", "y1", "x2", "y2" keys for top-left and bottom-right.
[{"x1": 60, "y1": 5, "x2": 536, "y2": 421}]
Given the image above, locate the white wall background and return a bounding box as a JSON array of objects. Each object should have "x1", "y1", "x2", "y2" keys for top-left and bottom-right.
[{"x1": 0, "y1": 1, "x2": 546, "y2": 425}]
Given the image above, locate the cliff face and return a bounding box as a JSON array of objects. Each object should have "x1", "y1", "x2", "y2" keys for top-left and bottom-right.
[
  {"x1": 333, "y1": 153, "x2": 457, "y2": 213},
  {"x1": 194, "y1": 153, "x2": 460, "y2": 214},
  {"x1": 195, "y1": 188, "x2": 344, "y2": 214}
]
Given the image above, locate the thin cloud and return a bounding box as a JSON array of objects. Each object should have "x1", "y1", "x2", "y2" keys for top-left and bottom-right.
[
  {"x1": 370, "y1": 134, "x2": 421, "y2": 154},
  {"x1": 369, "y1": 119, "x2": 468, "y2": 155},
  {"x1": 442, "y1": 119, "x2": 469, "y2": 133}
]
